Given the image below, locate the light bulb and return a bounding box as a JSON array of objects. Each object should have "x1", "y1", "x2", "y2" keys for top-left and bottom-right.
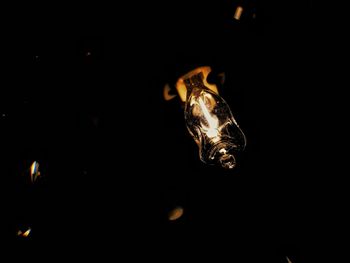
[{"x1": 183, "y1": 72, "x2": 246, "y2": 169}]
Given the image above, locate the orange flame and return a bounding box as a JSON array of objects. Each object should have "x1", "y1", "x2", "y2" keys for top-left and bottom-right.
[{"x1": 176, "y1": 66, "x2": 219, "y2": 103}]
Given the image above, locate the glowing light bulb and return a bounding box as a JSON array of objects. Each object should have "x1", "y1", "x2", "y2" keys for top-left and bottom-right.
[{"x1": 184, "y1": 72, "x2": 246, "y2": 169}]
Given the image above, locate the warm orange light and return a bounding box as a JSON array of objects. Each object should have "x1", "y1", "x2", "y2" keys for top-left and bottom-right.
[
  {"x1": 183, "y1": 70, "x2": 247, "y2": 169},
  {"x1": 168, "y1": 206, "x2": 184, "y2": 221},
  {"x1": 23, "y1": 229, "x2": 31, "y2": 237},
  {"x1": 176, "y1": 66, "x2": 219, "y2": 103},
  {"x1": 17, "y1": 228, "x2": 31, "y2": 237},
  {"x1": 234, "y1": 6, "x2": 243, "y2": 20},
  {"x1": 164, "y1": 66, "x2": 246, "y2": 169},
  {"x1": 163, "y1": 83, "x2": 177, "y2": 101}
]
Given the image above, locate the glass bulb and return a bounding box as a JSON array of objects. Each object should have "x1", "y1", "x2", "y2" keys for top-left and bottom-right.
[{"x1": 184, "y1": 73, "x2": 246, "y2": 169}]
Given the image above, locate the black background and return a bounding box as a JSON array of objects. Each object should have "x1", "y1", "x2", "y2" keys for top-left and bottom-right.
[{"x1": 1, "y1": 1, "x2": 314, "y2": 261}]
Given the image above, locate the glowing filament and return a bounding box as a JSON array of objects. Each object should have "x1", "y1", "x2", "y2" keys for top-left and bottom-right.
[{"x1": 198, "y1": 97, "x2": 219, "y2": 138}]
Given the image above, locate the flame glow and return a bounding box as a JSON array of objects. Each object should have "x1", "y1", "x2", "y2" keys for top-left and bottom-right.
[
  {"x1": 234, "y1": 6, "x2": 243, "y2": 20},
  {"x1": 17, "y1": 228, "x2": 31, "y2": 237},
  {"x1": 23, "y1": 229, "x2": 31, "y2": 237},
  {"x1": 163, "y1": 83, "x2": 177, "y2": 101},
  {"x1": 168, "y1": 206, "x2": 184, "y2": 221},
  {"x1": 181, "y1": 67, "x2": 247, "y2": 168},
  {"x1": 176, "y1": 66, "x2": 219, "y2": 102}
]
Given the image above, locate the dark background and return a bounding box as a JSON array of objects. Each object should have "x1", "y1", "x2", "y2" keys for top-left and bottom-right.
[{"x1": 1, "y1": 1, "x2": 314, "y2": 261}]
